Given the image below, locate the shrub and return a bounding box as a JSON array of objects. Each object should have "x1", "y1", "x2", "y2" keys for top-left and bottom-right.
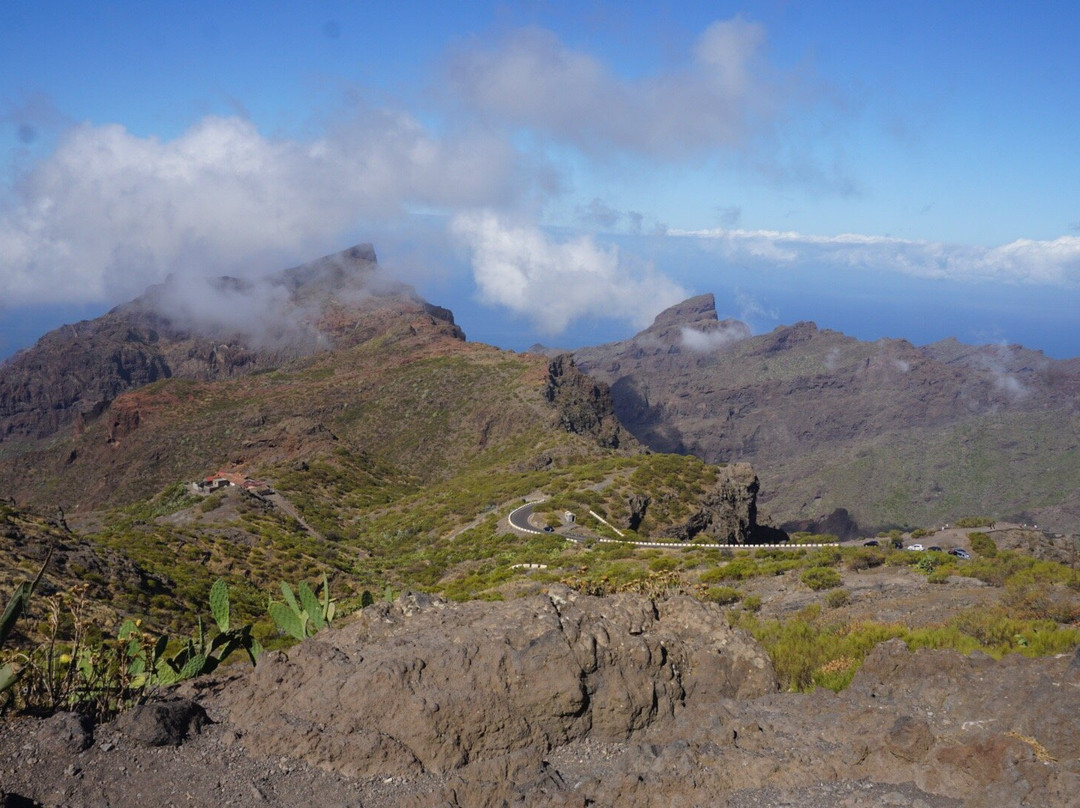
[
  {"x1": 790, "y1": 532, "x2": 837, "y2": 546},
  {"x1": 805, "y1": 548, "x2": 842, "y2": 567},
  {"x1": 957, "y1": 517, "x2": 995, "y2": 528},
  {"x1": 198, "y1": 491, "x2": 226, "y2": 513},
  {"x1": 969, "y1": 532, "x2": 997, "y2": 557},
  {"x1": 598, "y1": 542, "x2": 635, "y2": 559},
  {"x1": 886, "y1": 550, "x2": 923, "y2": 567},
  {"x1": 801, "y1": 567, "x2": 842, "y2": 591},
  {"x1": 1003, "y1": 580, "x2": 1080, "y2": 622},
  {"x1": 916, "y1": 554, "x2": 943, "y2": 575},
  {"x1": 649, "y1": 556, "x2": 679, "y2": 573},
  {"x1": 706, "y1": 586, "x2": 741, "y2": 605},
  {"x1": 846, "y1": 548, "x2": 885, "y2": 571},
  {"x1": 825, "y1": 589, "x2": 850, "y2": 608},
  {"x1": 741, "y1": 594, "x2": 762, "y2": 612},
  {"x1": 927, "y1": 567, "x2": 952, "y2": 584},
  {"x1": 701, "y1": 558, "x2": 759, "y2": 582}
]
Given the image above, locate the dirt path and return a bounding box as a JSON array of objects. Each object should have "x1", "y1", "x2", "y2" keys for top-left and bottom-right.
[{"x1": 264, "y1": 491, "x2": 324, "y2": 541}]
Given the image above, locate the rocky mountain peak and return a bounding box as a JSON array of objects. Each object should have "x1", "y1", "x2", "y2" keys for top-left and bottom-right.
[
  {"x1": 278, "y1": 243, "x2": 379, "y2": 297},
  {"x1": 634, "y1": 293, "x2": 751, "y2": 350},
  {"x1": 643, "y1": 293, "x2": 719, "y2": 333}
]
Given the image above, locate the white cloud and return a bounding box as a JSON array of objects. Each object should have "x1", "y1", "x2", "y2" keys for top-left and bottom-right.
[
  {"x1": 446, "y1": 18, "x2": 782, "y2": 158},
  {"x1": 673, "y1": 227, "x2": 1080, "y2": 287},
  {"x1": 680, "y1": 322, "x2": 750, "y2": 352},
  {"x1": 974, "y1": 343, "x2": 1043, "y2": 400},
  {"x1": 450, "y1": 210, "x2": 687, "y2": 334},
  {"x1": 148, "y1": 273, "x2": 329, "y2": 351},
  {"x1": 0, "y1": 113, "x2": 534, "y2": 306}
]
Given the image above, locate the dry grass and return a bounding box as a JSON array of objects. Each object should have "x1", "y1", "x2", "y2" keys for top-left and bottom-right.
[{"x1": 1005, "y1": 730, "x2": 1057, "y2": 763}]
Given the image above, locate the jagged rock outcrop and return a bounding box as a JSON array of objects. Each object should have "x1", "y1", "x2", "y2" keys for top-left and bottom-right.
[
  {"x1": 544, "y1": 354, "x2": 624, "y2": 448},
  {"x1": 220, "y1": 588, "x2": 777, "y2": 778},
  {"x1": 626, "y1": 492, "x2": 650, "y2": 531},
  {"x1": 659, "y1": 461, "x2": 773, "y2": 544}
]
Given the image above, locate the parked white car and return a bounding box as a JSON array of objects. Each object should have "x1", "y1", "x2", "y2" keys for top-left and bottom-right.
[{"x1": 905, "y1": 543, "x2": 924, "y2": 551}]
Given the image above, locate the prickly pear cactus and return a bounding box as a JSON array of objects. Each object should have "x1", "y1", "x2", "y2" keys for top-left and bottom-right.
[{"x1": 210, "y1": 579, "x2": 230, "y2": 633}]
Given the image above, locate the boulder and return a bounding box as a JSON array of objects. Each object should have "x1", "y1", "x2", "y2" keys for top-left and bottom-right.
[
  {"x1": 112, "y1": 698, "x2": 209, "y2": 747},
  {"x1": 220, "y1": 588, "x2": 777, "y2": 778}
]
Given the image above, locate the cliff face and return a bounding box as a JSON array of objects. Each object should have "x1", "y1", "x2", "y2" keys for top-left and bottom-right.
[{"x1": 543, "y1": 354, "x2": 624, "y2": 449}]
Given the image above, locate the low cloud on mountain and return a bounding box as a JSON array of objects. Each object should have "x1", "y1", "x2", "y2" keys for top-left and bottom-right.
[
  {"x1": 680, "y1": 322, "x2": 751, "y2": 352},
  {"x1": 0, "y1": 112, "x2": 532, "y2": 307}
]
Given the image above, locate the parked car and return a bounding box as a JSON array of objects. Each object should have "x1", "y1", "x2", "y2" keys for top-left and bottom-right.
[
  {"x1": 927, "y1": 546, "x2": 943, "y2": 552},
  {"x1": 543, "y1": 526, "x2": 555, "y2": 533},
  {"x1": 863, "y1": 540, "x2": 880, "y2": 547},
  {"x1": 906, "y1": 543, "x2": 924, "y2": 551},
  {"x1": 948, "y1": 548, "x2": 971, "y2": 559}
]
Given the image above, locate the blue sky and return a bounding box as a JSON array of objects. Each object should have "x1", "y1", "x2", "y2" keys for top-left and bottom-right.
[{"x1": 2, "y1": 1, "x2": 1079, "y2": 358}]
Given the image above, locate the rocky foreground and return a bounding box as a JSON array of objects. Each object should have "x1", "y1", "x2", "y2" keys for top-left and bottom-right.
[{"x1": 2, "y1": 588, "x2": 1078, "y2": 807}]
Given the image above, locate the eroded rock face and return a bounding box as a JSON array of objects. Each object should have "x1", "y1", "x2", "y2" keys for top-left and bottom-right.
[
  {"x1": 544, "y1": 354, "x2": 624, "y2": 448},
  {"x1": 215, "y1": 599, "x2": 1080, "y2": 807},
  {"x1": 220, "y1": 588, "x2": 777, "y2": 778}
]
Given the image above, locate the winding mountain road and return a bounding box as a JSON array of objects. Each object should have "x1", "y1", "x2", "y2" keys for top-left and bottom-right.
[{"x1": 507, "y1": 500, "x2": 837, "y2": 549}]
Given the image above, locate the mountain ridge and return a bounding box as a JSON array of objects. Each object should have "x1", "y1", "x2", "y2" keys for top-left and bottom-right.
[
  {"x1": 4, "y1": 249, "x2": 1078, "y2": 537},
  {"x1": 574, "y1": 294, "x2": 1080, "y2": 533},
  {"x1": 0, "y1": 244, "x2": 463, "y2": 445}
]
